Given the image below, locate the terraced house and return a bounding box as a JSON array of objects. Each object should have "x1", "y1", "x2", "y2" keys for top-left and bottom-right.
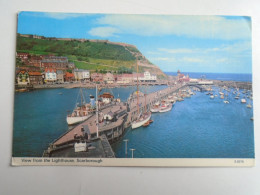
[
  {"x1": 74, "y1": 69, "x2": 90, "y2": 81},
  {"x1": 44, "y1": 68, "x2": 57, "y2": 83},
  {"x1": 41, "y1": 56, "x2": 69, "y2": 70}
]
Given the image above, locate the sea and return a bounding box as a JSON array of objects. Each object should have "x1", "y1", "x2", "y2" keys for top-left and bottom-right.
[
  {"x1": 166, "y1": 72, "x2": 252, "y2": 82},
  {"x1": 13, "y1": 73, "x2": 254, "y2": 158}
]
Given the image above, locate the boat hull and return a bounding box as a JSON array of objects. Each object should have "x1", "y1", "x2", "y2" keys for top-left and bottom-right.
[
  {"x1": 66, "y1": 115, "x2": 91, "y2": 125},
  {"x1": 131, "y1": 113, "x2": 151, "y2": 129},
  {"x1": 159, "y1": 104, "x2": 173, "y2": 113},
  {"x1": 150, "y1": 108, "x2": 160, "y2": 113}
]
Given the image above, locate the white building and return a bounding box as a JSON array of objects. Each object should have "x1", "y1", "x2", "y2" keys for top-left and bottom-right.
[
  {"x1": 74, "y1": 69, "x2": 90, "y2": 81},
  {"x1": 45, "y1": 68, "x2": 57, "y2": 82},
  {"x1": 133, "y1": 71, "x2": 157, "y2": 82}
]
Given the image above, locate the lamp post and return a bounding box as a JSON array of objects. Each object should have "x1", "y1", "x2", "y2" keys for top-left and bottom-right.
[
  {"x1": 123, "y1": 139, "x2": 128, "y2": 158},
  {"x1": 130, "y1": 148, "x2": 136, "y2": 158}
]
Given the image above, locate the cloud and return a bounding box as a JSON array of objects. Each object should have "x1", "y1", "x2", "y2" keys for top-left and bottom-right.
[
  {"x1": 88, "y1": 27, "x2": 119, "y2": 37},
  {"x1": 149, "y1": 57, "x2": 176, "y2": 62},
  {"x1": 94, "y1": 15, "x2": 251, "y2": 40},
  {"x1": 181, "y1": 57, "x2": 204, "y2": 63},
  {"x1": 158, "y1": 48, "x2": 195, "y2": 54},
  {"x1": 157, "y1": 41, "x2": 251, "y2": 55}
]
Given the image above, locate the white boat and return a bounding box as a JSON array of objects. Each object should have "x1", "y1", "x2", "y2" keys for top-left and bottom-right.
[
  {"x1": 223, "y1": 100, "x2": 229, "y2": 104},
  {"x1": 210, "y1": 95, "x2": 214, "y2": 99},
  {"x1": 159, "y1": 101, "x2": 172, "y2": 113},
  {"x1": 247, "y1": 104, "x2": 252, "y2": 108},
  {"x1": 67, "y1": 114, "x2": 91, "y2": 125},
  {"x1": 131, "y1": 112, "x2": 151, "y2": 129},
  {"x1": 66, "y1": 88, "x2": 94, "y2": 125},
  {"x1": 150, "y1": 102, "x2": 160, "y2": 113},
  {"x1": 131, "y1": 61, "x2": 152, "y2": 129},
  {"x1": 241, "y1": 99, "x2": 246, "y2": 103},
  {"x1": 247, "y1": 100, "x2": 252, "y2": 108}
]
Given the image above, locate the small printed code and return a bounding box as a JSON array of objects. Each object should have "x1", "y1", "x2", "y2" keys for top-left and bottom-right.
[{"x1": 234, "y1": 160, "x2": 245, "y2": 163}]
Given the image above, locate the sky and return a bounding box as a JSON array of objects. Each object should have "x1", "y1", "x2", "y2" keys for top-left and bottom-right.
[{"x1": 17, "y1": 12, "x2": 252, "y2": 74}]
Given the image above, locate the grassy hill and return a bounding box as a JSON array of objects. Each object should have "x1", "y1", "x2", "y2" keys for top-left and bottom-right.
[{"x1": 16, "y1": 35, "x2": 166, "y2": 78}]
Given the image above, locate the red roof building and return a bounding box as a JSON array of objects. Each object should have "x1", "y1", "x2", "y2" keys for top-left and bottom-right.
[
  {"x1": 28, "y1": 71, "x2": 43, "y2": 85},
  {"x1": 64, "y1": 72, "x2": 75, "y2": 82}
]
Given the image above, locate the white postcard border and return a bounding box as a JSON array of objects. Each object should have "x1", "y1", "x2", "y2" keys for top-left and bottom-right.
[{"x1": 12, "y1": 157, "x2": 255, "y2": 167}]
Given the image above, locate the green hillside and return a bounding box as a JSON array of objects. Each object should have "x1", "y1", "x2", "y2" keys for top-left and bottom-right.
[{"x1": 16, "y1": 35, "x2": 166, "y2": 77}]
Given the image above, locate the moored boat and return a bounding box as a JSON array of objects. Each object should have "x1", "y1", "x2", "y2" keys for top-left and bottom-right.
[
  {"x1": 241, "y1": 98, "x2": 246, "y2": 103},
  {"x1": 132, "y1": 112, "x2": 151, "y2": 129},
  {"x1": 159, "y1": 101, "x2": 172, "y2": 113},
  {"x1": 66, "y1": 88, "x2": 94, "y2": 125}
]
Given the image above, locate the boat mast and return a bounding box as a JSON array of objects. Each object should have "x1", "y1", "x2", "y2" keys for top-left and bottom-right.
[
  {"x1": 144, "y1": 84, "x2": 147, "y2": 113},
  {"x1": 136, "y1": 60, "x2": 139, "y2": 116},
  {"x1": 96, "y1": 84, "x2": 99, "y2": 138},
  {"x1": 80, "y1": 87, "x2": 83, "y2": 116}
]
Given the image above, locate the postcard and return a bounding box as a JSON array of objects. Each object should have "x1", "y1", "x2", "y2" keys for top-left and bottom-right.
[{"x1": 12, "y1": 12, "x2": 254, "y2": 166}]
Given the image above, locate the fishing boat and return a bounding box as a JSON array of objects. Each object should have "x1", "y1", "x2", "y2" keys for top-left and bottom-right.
[
  {"x1": 131, "y1": 61, "x2": 151, "y2": 129},
  {"x1": 66, "y1": 88, "x2": 94, "y2": 125},
  {"x1": 159, "y1": 101, "x2": 172, "y2": 113},
  {"x1": 150, "y1": 101, "x2": 160, "y2": 113}
]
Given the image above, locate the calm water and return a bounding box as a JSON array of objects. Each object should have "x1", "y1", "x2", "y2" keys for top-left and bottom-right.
[
  {"x1": 13, "y1": 85, "x2": 167, "y2": 157},
  {"x1": 166, "y1": 72, "x2": 252, "y2": 82},
  {"x1": 13, "y1": 84, "x2": 254, "y2": 158},
  {"x1": 112, "y1": 87, "x2": 254, "y2": 158}
]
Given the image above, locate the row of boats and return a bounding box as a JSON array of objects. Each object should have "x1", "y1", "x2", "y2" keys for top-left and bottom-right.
[
  {"x1": 131, "y1": 88, "x2": 196, "y2": 129},
  {"x1": 206, "y1": 86, "x2": 253, "y2": 108}
]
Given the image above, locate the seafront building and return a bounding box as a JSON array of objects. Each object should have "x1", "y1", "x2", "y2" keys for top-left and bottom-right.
[
  {"x1": 28, "y1": 71, "x2": 43, "y2": 85},
  {"x1": 64, "y1": 72, "x2": 75, "y2": 82},
  {"x1": 133, "y1": 71, "x2": 157, "y2": 82},
  {"x1": 17, "y1": 70, "x2": 30, "y2": 85},
  {"x1": 91, "y1": 73, "x2": 103, "y2": 82},
  {"x1": 56, "y1": 70, "x2": 64, "y2": 83},
  {"x1": 74, "y1": 69, "x2": 90, "y2": 81},
  {"x1": 44, "y1": 68, "x2": 57, "y2": 83},
  {"x1": 103, "y1": 73, "x2": 114, "y2": 84}
]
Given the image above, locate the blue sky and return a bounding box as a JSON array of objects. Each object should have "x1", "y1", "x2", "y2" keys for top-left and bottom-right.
[{"x1": 18, "y1": 12, "x2": 252, "y2": 74}]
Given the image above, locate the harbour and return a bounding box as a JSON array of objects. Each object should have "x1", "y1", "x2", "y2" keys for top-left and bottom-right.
[{"x1": 13, "y1": 74, "x2": 254, "y2": 159}]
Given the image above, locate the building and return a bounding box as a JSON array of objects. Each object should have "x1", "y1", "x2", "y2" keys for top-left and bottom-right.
[
  {"x1": 28, "y1": 71, "x2": 43, "y2": 85},
  {"x1": 117, "y1": 74, "x2": 133, "y2": 84},
  {"x1": 16, "y1": 53, "x2": 30, "y2": 61},
  {"x1": 91, "y1": 73, "x2": 103, "y2": 82},
  {"x1": 56, "y1": 70, "x2": 64, "y2": 83},
  {"x1": 103, "y1": 73, "x2": 114, "y2": 84},
  {"x1": 64, "y1": 72, "x2": 75, "y2": 82},
  {"x1": 17, "y1": 70, "x2": 30, "y2": 85},
  {"x1": 41, "y1": 56, "x2": 69, "y2": 70},
  {"x1": 177, "y1": 70, "x2": 190, "y2": 82},
  {"x1": 133, "y1": 71, "x2": 157, "y2": 82},
  {"x1": 44, "y1": 68, "x2": 57, "y2": 83},
  {"x1": 74, "y1": 69, "x2": 90, "y2": 81},
  {"x1": 28, "y1": 56, "x2": 42, "y2": 67}
]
